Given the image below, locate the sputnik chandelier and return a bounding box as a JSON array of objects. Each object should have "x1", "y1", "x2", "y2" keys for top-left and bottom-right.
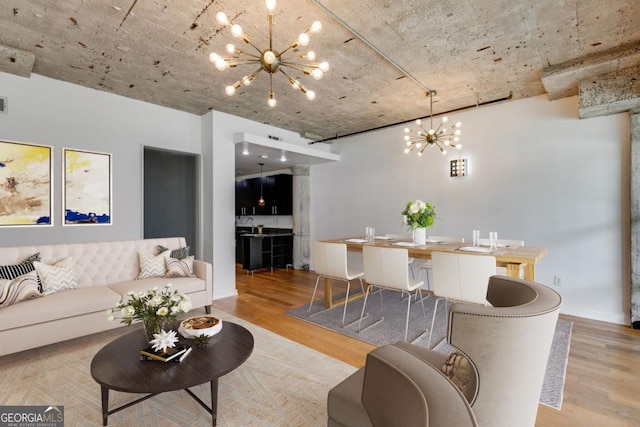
[
  {"x1": 209, "y1": 0, "x2": 330, "y2": 108},
  {"x1": 403, "y1": 91, "x2": 462, "y2": 156}
]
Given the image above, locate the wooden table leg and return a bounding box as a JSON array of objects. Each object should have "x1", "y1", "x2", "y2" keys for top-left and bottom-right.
[
  {"x1": 524, "y1": 264, "x2": 535, "y2": 281},
  {"x1": 506, "y1": 263, "x2": 524, "y2": 279},
  {"x1": 324, "y1": 277, "x2": 332, "y2": 308},
  {"x1": 210, "y1": 378, "x2": 218, "y2": 426},
  {"x1": 100, "y1": 386, "x2": 109, "y2": 426}
]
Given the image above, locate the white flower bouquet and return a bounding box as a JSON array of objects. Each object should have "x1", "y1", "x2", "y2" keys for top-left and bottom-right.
[{"x1": 401, "y1": 199, "x2": 436, "y2": 230}]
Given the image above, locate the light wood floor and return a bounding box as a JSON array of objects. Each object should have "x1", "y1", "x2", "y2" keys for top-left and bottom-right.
[{"x1": 211, "y1": 266, "x2": 640, "y2": 427}]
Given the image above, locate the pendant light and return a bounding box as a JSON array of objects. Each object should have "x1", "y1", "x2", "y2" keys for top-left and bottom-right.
[{"x1": 258, "y1": 163, "x2": 266, "y2": 206}]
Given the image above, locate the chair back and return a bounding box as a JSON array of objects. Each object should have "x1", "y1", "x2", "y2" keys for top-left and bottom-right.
[
  {"x1": 312, "y1": 241, "x2": 349, "y2": 280},
  {"x1": 447, "y1": 276, "x2": 562, "y2": 427},
  {"x1": 431, "y1": 252, "x2": 495, "y2": 305},
  {"x1": 363, "y1": 246, "x2": 412, "y2": 291}
]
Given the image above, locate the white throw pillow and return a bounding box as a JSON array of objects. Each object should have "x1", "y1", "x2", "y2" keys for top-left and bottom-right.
[
  {"x1": 33, "y1": 257, "x2": 79, "y2": 295},
  {"x1": 137, "y1": 250, "x2": 170, "y2": 279},
  {"x1": 165, "y1": 256, "x2": 195, "y2": 278}
]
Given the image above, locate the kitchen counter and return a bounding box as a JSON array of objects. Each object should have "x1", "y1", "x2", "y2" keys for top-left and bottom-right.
[
  {"x1": 240, "y1": 233, "x2": 294, "y2": 273},
  {"x1": 241, "y1": 233, "x2": 294, "y2": 238}
]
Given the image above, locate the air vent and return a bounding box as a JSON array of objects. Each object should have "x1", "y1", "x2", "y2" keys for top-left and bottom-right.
[
  {"x1": 0, "y1": 97, "x2": 6, "y2": 114},
  {"x1": 267, "y1": 135, "x2": 280, "y2": 141}
]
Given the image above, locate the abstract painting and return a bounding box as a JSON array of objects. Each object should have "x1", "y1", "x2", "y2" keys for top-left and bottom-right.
[
  {"x1": 63, "y1": 148, "x2": 112, "y2": 225},
  {"x1": 0, "y1": 140, "x2": 53, "y2": 227}
]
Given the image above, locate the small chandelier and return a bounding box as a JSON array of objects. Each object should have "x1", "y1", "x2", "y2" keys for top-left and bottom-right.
[
  {"x1": 403, "y1": 91, "x2": 462, "y2": 156},
  {"x1": 258, "y1": 162, "x2": 265, "y2": 206},
  {"x1": 209, "y1": 0, "x2": 330, "y2": 108}
]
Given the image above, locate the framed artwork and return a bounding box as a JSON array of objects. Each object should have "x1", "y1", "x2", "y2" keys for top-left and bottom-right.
[
  {"x1": 63, "y1": 148, "x2": 112, "y2": 225},
  {"x1": 0, "y1": 139, "x2": 53, "y2": 227}
]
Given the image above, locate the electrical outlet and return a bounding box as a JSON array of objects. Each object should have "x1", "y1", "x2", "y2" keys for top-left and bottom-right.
[{"x1": 553, "y1": 276, "x2": 562, "y2": 286}]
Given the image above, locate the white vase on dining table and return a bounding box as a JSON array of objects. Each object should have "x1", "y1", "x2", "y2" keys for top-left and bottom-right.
[{"x1": 413, "y1": 227, "x2": 427, "y2": 245}]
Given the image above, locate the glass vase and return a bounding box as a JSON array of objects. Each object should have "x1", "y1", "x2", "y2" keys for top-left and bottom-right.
[{"x1": 142, "y1": 318, "x2": 166, "y2": 342}]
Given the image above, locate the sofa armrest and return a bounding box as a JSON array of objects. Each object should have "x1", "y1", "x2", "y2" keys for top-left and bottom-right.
[
  {"x1": 367, "y1": 345, "x2": 478, "y2": 427},
  {"x1": 193, "y1": 259, "x2": 212, "y2": 311}
]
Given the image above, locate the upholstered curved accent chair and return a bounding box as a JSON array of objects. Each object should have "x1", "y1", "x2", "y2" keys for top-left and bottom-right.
[{"x1": 327, "y1": 275, "x2": 562, "y2": 427}]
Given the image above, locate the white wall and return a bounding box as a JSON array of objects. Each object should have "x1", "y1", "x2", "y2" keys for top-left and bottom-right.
[
  {"x1": 312, "y1": 95, "x2": 630, "y2": 325},
  {"x1": 0, "y1": 73, "x2": 202, "y2": 246}
]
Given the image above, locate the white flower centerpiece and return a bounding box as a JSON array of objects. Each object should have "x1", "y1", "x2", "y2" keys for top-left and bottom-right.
[
  {"x1": 107, "y1": 283, "x2": 192, "y2": 342},
  {"x1": 401, "y1": 199, "x2": 437, "y2": 245}
]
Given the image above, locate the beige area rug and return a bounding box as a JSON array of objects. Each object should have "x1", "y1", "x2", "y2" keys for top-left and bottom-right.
[{"x1": 0, "y1": 309, "x2": 357, "y2": 426}]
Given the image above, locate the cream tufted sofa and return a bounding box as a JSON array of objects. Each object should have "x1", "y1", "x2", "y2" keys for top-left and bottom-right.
[{"x1": 0, "y1": 237, "x2": 212, "y2": 356}]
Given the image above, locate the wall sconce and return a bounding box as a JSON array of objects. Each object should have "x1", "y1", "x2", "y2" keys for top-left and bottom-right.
[{"x1": 450, "y1": 158, "x2": 467, "y2": 177}]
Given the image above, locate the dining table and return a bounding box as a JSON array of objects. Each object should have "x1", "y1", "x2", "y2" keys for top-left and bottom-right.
[{"x1": 320, "y1": 236, "x2": 548, "y2": 309}]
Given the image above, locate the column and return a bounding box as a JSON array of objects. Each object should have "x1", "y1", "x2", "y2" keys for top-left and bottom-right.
[
  {"x1": 292, "y1": 165, "x2": 310, "y2": 270},
  {"x1": 631, "y1": 112, "x2": 640, "y2": 328}
]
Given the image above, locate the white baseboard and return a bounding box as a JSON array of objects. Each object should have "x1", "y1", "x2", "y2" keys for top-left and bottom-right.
[{"x1": 560, "y1": 305, "x2": 629, "y2": 325}]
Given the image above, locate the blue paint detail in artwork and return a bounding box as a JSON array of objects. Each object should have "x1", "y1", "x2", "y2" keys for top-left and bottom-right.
[
  {"x1": 0, "y1": 162, "x2": 6, "y2": 167},
  {"x1": 36, "y1": 216, "x2": 51, "y2": 224},
  {"x1": 65, "y1": 209, "x2": 110, "y2": 224}
]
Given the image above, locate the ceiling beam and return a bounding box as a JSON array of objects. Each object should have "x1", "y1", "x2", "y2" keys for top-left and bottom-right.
[
  {"x1": 542, "y1": 41, "x2": 640, "y2": 101},
  {"x1": 579, "y1": 64, "x2": 640, "y2": 118},
  {"x1": 0, "y1": 43, "x2": 35, "y2": 78}
]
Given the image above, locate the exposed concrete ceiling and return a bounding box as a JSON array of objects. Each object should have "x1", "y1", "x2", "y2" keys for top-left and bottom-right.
[{"x1": 1, "y1": 1, "x2": 639, "y2": 146}]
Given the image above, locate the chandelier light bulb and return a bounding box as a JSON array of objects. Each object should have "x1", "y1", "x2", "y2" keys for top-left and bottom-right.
[
  {"x1": 215, "y1": 58, "x2": 228, "y2": 70},
  {"x1": 231, "y1": 24, "x2": 244, "y2": 38},
  {"x1": 311, "y1": 68, "x2": 323, "y2": 80},
  {"x1": 442, "y1": 116, "x2": 449, "y2": 123},
  {"x1": 306, "y1": 90, "x2": 316, "y2": 100},
  {"x1": 417, "y1": 151, "x2": 423, "y2": 157},
  {"x1": 311, "y1": 21, "x2": 322, "y2": 33},
  {"x1": 404, "y1": 128, "x2": 410, "y2": 133},
  {"x1": 263, "y1": 50, "x2": 276, "y2": 64},
  {"x1": 306, "y1": 51, "x2": 316, "y2": 61},
  {"x1": 265, "y1": 0, "x2": 277, "y2": 12},
  {"x1": 209, "y1": 52, "x2": 220, "y2": 64},
  {"x1": 456, "y1": 144, "x2": 462, "y2": 149},
  {"x1": 319, "y1": 61, "x2": 330, "y2": 72},
  {"x1": 416, "y1": 142, "x2": 423, "y2": 149},
  {"x1": 404, "y1": 148, "x2": 411, "y2": 154},
  {"x1": 242, "y1": 76, "x2": 252, "y2": 85},
  {"x1": 428, "y1": 129, "x2": 435, "y2": 135},
  {"x1": 268, "y1": 91, "x2": 276, "y2": 107},
  {"x1": 298, "y1": 33, "x2": 310, "y2": 46},
  {"x1": 226, "y1": 44, "x2": 236, "y2": 54},
  {"x1": 404, "y1": 136, "x2": 411, "y2": 142},
  {"x1": 455, "y1": 122, "x2": 462, "y2": 128},
  {"x1": 215, "y1": 12, "x2": 229, "y2": 25},
  {"x1": 225, "y1": 85, "x2": 236, "y2": 96},
  {"x1": 454, "y1": 129, "x2": 461, "y2": 136},
  {"x1": 453, "y1": 136, "x2": 459, "y2": 142},
  {"x1": 289, "y1": 78, "x2": 300, "y2": 89},
  {"x1": 415, "y1": 119, "x2": 422, "y2": 126}
]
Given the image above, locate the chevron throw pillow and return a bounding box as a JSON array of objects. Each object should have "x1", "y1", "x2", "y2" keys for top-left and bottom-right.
[
  {"x1": 33, "y1": 257, "x2": 79, "y2": 295},
  {"x1": 137, "y1": 250, "x2": 170, "y2": 279},
  {"x1": 165, "y1": 256, "x2": 195, "y2": 278},
  {"x1": 0, "y1": 271, "x2": 43, "y2": 308}
]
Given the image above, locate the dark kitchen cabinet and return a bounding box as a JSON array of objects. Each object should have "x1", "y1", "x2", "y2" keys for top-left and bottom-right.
[{"x1": 235, "y1": 174, "x2": 292, "y2": 216}]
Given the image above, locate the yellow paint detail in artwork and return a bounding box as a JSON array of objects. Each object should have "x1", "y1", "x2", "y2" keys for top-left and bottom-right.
[
  {"x1": 0, "y1": 217, "x2": 34, "y2": 225},
  {"x1": 1, "y1": 144, "x2": 49, "y2": 171},
  {"x1": 65, "y1": 150, "x2": 91, "y2": 174}
]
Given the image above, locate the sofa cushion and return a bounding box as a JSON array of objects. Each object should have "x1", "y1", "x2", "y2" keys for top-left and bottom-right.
[
  {"x1": 137, "y1": 250, "x2": 170, "y2": 279},
  {"x1": 165, "y1": 256, "x2": 195, "y2": 278},
  {"x1": 157, "y1": 245, "x2": 190, "y2": 260},
  {"x1": 327, "y1": 369, "x2": 371, "y2": 427},
  {"x1": 0, "y1": 253, "x2": 43, "y2": 292},
  {"x1": 34, "y1": 257, "x2": 79, "y2": 295},
  {"x1": 0, "y1": 286, "x2": 121, "y2": 331},
  {"x1": 108, "y1": 277, "x2": 206, "y2": 299},
  {"x1": 0, "y1": 271, "x2": 43, "y2": 309}
]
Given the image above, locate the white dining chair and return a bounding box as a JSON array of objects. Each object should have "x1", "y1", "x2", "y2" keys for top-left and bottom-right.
[
  {"x1": 416, "y1": 236, "x2": 465, "y2": 290},
  {"x1": 358, "y1": 245, "x2": 427, "y2": 341},
  {"x1": 477, "y1": 238, "x2": 525, "y2": 277},
  {"x1": 385, "y1": 234, "x2": 416, "y2": 278},
  {"x1": 428, "y1": 251, "x2": 496, "y2": 346},
  {"x1": 309, "y1": 241, "x2": 365, "y2": 326}
]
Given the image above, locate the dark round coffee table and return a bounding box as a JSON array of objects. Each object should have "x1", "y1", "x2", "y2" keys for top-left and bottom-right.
[{"x1": 90, "y1": 321, "x2": 254, "y2": 426}]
